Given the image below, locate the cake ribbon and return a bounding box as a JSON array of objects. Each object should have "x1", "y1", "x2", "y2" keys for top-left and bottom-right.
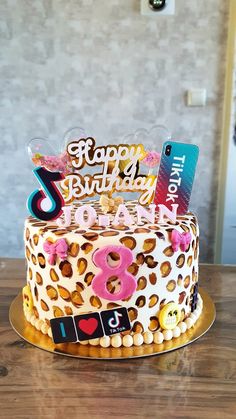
[
  {"x1": 99, "y1": 194, "x2": 124, "y2": 214},
  {"x1": 43, "y1": 238, "x2": 68, "y2": 265},
  {"x1": 171, "y1": 230, "x2": 191, "y2": 252}
]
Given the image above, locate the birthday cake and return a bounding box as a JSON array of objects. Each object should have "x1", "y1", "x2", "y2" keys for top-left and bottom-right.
[{"x1": 22, "y1": 135, "x2": 202, "y2": 348}]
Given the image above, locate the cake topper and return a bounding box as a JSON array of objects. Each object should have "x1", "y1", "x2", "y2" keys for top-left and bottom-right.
[
  {"x1": 61, "y1": 137, "x2": 156, "y2": 205},
  {"x1": 27, "y1": 167, "x2": 65, "y2": 221},
  {"x1": 28, "y1": 138, "x2": 72, "y2": 174},
  {"x1": 27, "y1": 126, "x2": 171, "y2": 220},
  {"x1": 54, "y1": 202, "x2": 179, "y2": 228},
  {"x1": 154, "y1": 141, "x2": 199, "y2": 214}
]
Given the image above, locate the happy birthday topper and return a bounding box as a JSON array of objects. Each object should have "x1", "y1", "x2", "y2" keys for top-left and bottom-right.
[
  {"x1": 60, "y1": 137, "x2": 157, "y2": 205},
  {"x1": 27, "y1": 128, "x2": 167, "y2": 221}
]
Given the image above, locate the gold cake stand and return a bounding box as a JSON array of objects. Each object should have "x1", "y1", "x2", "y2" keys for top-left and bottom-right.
[{"x1": 9, "y1": 288, "x2": 215, "y2": 359}]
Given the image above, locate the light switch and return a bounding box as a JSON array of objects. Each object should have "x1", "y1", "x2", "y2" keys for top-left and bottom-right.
[
  {"x1": 141, "y1": 0, "x2": 175, "y2": 16},
  {"x1": 187, "y1": 89, "x2": 207, "y2": 107}
]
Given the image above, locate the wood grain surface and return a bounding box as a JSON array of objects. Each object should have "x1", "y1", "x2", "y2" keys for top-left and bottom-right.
[{"x1": 0, "y1": 259, "x2": 235, "y2": 419}]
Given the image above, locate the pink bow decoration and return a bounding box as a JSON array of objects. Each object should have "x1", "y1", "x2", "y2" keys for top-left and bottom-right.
[
  {"x1": 43, "y1": 239, "x2": 68, "y2": 265},
  {"x1": 171, "y1": 230, "x2": 191, "y2": 252}
]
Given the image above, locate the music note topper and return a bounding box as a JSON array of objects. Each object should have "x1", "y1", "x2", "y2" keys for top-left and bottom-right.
[
  {"x1": 101, "y1": 308, "x2": 131, "y2": 336},
  {"x1": 27, "y1": 167, "x2": 65, "y2": 221}
]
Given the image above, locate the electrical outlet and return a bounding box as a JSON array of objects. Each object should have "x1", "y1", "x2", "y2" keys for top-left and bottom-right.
[
  {"x1": 187, "y1": 89, "x2": 207, "y2": 107},
  {"x1": 141, "y1": 0, "x2": 175, "y2": 16}
]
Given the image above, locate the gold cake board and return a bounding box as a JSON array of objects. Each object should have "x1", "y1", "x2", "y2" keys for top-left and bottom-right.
[{"x1": 9, "y1": 288, "x2": 215, "y2": 359}]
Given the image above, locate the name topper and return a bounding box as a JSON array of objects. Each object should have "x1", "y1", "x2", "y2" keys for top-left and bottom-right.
[{"x1": 60, "y1": 137, "x2": 157, "y2": 205}]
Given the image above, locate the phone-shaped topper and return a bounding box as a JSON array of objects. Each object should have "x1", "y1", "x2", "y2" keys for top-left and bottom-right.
[{"x1": 154, "y1": 141, "x2": 199, "y2": 215}]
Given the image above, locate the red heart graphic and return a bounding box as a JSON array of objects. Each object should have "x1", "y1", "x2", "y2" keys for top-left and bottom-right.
[{"x1": 78, "y1": 318, "x2": 98, "y2": 335}]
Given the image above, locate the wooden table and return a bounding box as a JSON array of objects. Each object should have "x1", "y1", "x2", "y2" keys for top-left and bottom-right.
[{"x1": 0, "y1": 259, "x2": 235, "y2": 419}]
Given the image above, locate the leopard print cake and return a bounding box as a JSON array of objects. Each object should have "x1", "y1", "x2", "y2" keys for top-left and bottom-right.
[{"x1": 23, "y1": 200, "x2": 202, "y2": 348}]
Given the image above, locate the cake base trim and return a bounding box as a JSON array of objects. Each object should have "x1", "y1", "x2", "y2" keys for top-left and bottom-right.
[{"x1": 23, "y1": 295, "x2": 203, "y2": 348}]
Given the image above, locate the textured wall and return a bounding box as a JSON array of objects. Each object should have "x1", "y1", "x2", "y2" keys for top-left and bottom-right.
[{"x1": 0, "y1": 0, "x2": 229, "y2": 260}]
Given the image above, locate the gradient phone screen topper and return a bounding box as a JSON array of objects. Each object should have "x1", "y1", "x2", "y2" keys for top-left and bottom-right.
[{"x1": 154, "y1": 141, "x2": 199, "y2": 215}]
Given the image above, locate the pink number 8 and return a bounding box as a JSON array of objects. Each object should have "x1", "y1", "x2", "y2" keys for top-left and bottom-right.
[{"x1": 92, "y1": 245, "x2": 137, "y2": 301}]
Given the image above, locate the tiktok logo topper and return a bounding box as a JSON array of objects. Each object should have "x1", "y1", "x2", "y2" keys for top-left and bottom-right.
[
  {"x1": 50, "y1": 307, "x2": 131, "y2": 344},
  {"x1": 27, "y1": 138, "x2": 68, "y2": 221},
  {"x1": 27, "y1": 167, "x2": 65, "y2": 221},
  {"x1": 101, "y1": 308, "x2": 131, "y2": 336}
]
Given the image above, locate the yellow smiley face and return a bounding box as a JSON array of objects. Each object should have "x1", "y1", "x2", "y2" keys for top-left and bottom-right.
[
  {"x1": 158, "y1": 303, "x2": 181, "y2": 330},
  {"x1": 22, "y1": 284, "x2": 33, "y2": 313}
]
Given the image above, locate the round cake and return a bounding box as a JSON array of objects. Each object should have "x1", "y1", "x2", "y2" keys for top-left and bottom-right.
[{"x1": 23, "y1": 200, "x2": 202, "y2": 348}]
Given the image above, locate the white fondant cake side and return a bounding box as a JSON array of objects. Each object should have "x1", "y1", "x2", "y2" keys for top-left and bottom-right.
[{"x1": 23, "y1": 200, "x2": 200, "y2": 347}]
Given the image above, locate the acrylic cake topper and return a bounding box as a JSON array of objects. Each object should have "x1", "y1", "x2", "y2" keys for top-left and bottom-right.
[
  {"x1": 61, "y1": 137, "x2": 156, "y2": 205},
  {"x1": 27, "y1": 138, "x2": 67, "y2": 221},
  {"x1": 27, "y1": 126, "x2": 171, "y2": 221},
  {"x1": 154, "y1": 141, "x2": 199, "y2": 215}
]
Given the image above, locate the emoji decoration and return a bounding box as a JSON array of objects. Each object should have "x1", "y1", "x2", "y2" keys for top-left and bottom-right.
[
  {"x1": 22, "y1": 285, "x2": 33, "y2": 313},
  {"x1": 158, "y1": 303, "x2": 181, "y2": 330}
]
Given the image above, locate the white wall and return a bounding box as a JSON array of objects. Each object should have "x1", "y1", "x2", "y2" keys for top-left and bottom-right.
[{"x1": 0, "y1": 0, "x2": 229, "y2": 260}]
